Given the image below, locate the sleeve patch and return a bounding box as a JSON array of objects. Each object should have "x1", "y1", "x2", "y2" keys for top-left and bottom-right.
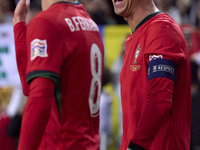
[
  {"x1": 149, "y1": 54, "x2": 163, "y2": 61},
  {"x1": 148, "y1": 59, "x2": 177, "y2": 82},
  {"x1": 31, "y1": 39, "x2": 48, "y2": 61}
]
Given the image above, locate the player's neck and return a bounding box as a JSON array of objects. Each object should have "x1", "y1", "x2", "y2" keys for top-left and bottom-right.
[
  {"x1": 42, "y1": 0, "x2": 78, "y2": 11},
  {"x1": 50, "y1": 0, "x2": 78, "y2": 5},
  {"x1": 125, "y1": 2, "x2": 159, "y2": 32}
]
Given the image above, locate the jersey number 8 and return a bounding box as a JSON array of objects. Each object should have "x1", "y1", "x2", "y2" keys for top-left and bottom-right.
[{"x1": 89, "y1": 43, "x2": 102, "y2": 117}]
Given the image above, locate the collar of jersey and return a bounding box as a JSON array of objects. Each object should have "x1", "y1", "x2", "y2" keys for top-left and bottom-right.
[
  {"x1": 55, "y1": 1, "x2": 80, "y2": 5},
  {"x1": 132, "y1": 10, "x2": 162, "y2": 34}
]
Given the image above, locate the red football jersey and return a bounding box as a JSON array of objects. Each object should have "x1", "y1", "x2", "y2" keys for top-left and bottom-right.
[
  {"x1": 25, "y1": 2, "x2": 104, "y2": 150},
  {"x1": 0, "y1": 114, "x2": 15, "y2": 150},
  {"x1": 120, "y1": 12, "x2": 191, "y2": 150}
]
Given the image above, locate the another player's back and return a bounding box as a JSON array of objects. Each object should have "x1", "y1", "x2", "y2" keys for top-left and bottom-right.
[{"x1": 31, "y1": 2, "x2": 104, "y2": 150}]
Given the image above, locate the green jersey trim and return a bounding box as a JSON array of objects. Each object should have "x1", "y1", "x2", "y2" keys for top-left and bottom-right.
[
  {"x1": 132, "y1": 10, "x2": 162, "y2": 34},
  {"x1": 26, "y1": 70, "x2": 61, "y2": 116}
]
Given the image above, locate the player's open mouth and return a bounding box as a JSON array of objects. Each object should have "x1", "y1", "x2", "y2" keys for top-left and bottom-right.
[{"x1": 114, "y1": 0, "x2": 124, "y2": 4}]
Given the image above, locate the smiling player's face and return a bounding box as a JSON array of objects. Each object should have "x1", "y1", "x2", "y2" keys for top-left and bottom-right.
[{"x1": 112, "y1": 0, "x2": 140, "y2": 17}]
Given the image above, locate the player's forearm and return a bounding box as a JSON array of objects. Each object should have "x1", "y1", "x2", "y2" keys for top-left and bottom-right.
[
  {"x1": 18, "y1": 77, "x2": 55, "y2": 150},
  {"x1": 129, "y1": 77, "x2": 173, "y2": 150},
  {"x1": 14, "y1": 22, "x2": 29, "y2": 96},
  {"x1": 18, "y1": 97, "x2": 52, "y2": 150}
]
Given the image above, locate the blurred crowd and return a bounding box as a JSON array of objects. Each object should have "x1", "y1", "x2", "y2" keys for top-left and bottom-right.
[{"x1": 0, "y1": 0, "x2": 199, "y2": 150}]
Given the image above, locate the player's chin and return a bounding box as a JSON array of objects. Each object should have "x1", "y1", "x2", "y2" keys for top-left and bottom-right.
[
  {"x1": 114, "y1": 8, "x2": 126, "y2": 17},
  {"x1": 113, "y1": 0, "x2": 125, "y2": 9}
]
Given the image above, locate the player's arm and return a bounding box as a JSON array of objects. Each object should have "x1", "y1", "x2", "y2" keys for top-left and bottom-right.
[
  {"x1": 14, "y1": 22, "x2": 29, "y2": 96},
  {"x1": 17, "y1": 77, "x2": 55, "y2": 150},
  {"x1": 127, "y1": 21, "x2": 185, "y2": 150},
  {"x1": 17, "y1": 7, "x2": 64, "y2": 149},
  {"x1": 127, "y1": 55, "x2": 176, "y2": 150},
  {"x1": 13, "y1": 0, "x2": 30, "y2": 96}
]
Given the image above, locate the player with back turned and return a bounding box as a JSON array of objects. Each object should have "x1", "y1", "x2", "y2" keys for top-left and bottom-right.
[
  {"x1": 111, "y1": 0, "x2": 191, "y2": 150},
  {"x1": 13, "y1": 0, "x2": 104, "y2": 149}
]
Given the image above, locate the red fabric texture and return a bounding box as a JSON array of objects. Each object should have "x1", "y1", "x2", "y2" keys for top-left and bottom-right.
[
  {"x1": 0, "y1": 114, "x2": 15, "y2": 150},
  {"x1": 14, "y1": 22, "x2": 29, "y2": 96},
  {"x1": 17, "y1": 77, "x2": 55, "y2": 150},
  {"x1": 22, "y1": 2, "x2": 103, "y2": 150},
  {"x1": 120, "y1": 13, "x2": 191, "y2": 150},
  {"x1": 15, "y1": 2, "x2": 104, "y2": 150}
]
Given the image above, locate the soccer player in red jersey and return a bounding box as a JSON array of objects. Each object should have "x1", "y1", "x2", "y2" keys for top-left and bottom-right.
[
  {"x1": 111, "y1": 0, "x2": 191, "y2": 150},
  {"x1": 13, "y1": 0, "x2": 104, "y2": 149}
]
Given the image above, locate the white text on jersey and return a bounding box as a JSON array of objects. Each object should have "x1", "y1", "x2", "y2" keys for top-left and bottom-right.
[{"x1": 65, "y1": 17, "x2": 99, "y2": 32}]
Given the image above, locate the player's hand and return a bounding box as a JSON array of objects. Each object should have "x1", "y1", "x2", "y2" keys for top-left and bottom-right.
[{"x1": 13, "y1": 0, "x2": 30, "y2": 26}]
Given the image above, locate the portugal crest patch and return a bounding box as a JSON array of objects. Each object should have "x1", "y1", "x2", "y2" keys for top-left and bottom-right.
[
  {"x1": 133, "y1": 44, "x2": 141, "y2": 64},
  {"x1": 31, "y1": 39, "x2": 48, "y2": 60}
]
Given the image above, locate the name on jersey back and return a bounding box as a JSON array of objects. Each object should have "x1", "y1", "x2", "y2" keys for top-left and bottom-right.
[{"x1": 65, "y1": 16, "x2": 99, "y2": 32}]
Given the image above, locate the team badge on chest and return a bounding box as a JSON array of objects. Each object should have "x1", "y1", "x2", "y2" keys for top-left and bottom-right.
[
  {"x1": 130, "y1": 44, "x2": 141, "y2": 72},
  {"x1": 31, "y1": 39, "x2": 48, "y2": 60},
  {"x1": 133, "y1": 44, "x2": 141, "y2": 64}
]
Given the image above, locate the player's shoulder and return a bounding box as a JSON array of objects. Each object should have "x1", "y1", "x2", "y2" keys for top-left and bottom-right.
[
  {"x1": 28, "y1": 9, "x2": 58, "y2": 31},
  {"x1": 35, "y1": 2, "x2": 85, "y2": 19},
  {"x1": 28, "y1": 11, "x2": 48, "y2": 25},
  {"x1": 32, "y1": 8, "x2": 54, "y2": 21},
  {"x1": 147, "y1": 13, "x2": 185, "y2": 43},
  {"x1": 149, "y1": 13, "x2": 182, "y2": 35},
  {"x1": 30, "y1": 3, "x2": 87, "y2": 26},
  {"x1": 27, "y1": 11, "x2": 61, "y2": 39}
]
